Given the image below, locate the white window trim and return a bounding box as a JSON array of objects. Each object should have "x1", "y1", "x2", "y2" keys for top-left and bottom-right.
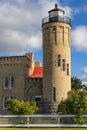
[
  {"x1": 4, "y1": 76, "x2": 15, "y2": 89},
  {"x1": 3, "y1": 96, "x2": 9, "y2": 109},
  {"x1": 10, "y1": 76, "x2": 15, "y2": 89},
  {"x1": 3, "y1": 96, "x2": 14, "y2": 109},
  {"x1": 4, "y1": 76, "x2": 9, "y2": 89}
]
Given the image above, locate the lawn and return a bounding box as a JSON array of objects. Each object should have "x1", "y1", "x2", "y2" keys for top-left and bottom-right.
[{"x1": 0, "y1": 128, "x2": 87, "y2": 130}]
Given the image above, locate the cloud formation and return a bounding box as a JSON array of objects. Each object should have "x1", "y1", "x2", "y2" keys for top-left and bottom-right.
[
  {"x1": 0, "y1": 0, "x2": 87, "y2": 55},
  {"x1": 0, "y1": 0, "x2": 43, "y2": 55},
  {"x1": 72, "y1": 26, "x2": 87, "y2": 52},
  {"x1": 0, "y1": 0, "x2": 71, "y2": 55},
  {"x1": 80, "y1": 67, "x2": 87, "y2": 85}
]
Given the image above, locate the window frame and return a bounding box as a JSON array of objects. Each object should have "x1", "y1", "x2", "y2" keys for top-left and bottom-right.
[
  {"x1": 57, "y1": 55, "x2": 61, "y2": 67},
  {"x1": 35, "y1": 95, "x2": 42, "y2": 102},
  {"x1": 4, "y1": 76, "x2": 10, "y2": 89},
  {"x1": 3, "y1": 96, "x2": 14, "y2": 109},
  {"x1": 62, "y1": 59, "x2": 66, "y2": 71},
  {"x1": 67, "y1": 64, "x2": 69, "y2": 75},
  {"x1": 52, "y1": 87, "x2": 56, "y2": 102},
  {"x1": 4, "y1": 76, "x2": 15, "y2": 89},
  {"x1": 10, "y1": 76, "x2": 15, "y2": 88}
]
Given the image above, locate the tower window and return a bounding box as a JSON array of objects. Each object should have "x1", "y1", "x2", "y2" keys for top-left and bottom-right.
[
  {"x1": 57, "y1": 55, "x2": 61, "y2": 67},
  {"x1": 51, "y1": 26, "x2": 56, "y2": 43},
  {"x1": 59, "y1": 26, "x2": 64, "y2": 43},
  {"x1": 62, "y1": 59, "x2": 66, "y2": 71},
  {"x1": 66, "y1": 27, "x2": 70, "y2": 46},
  {"x1": 53, "y1": 27, "x2": 56, "y2": 32},
  {"x1": 67, "y1": 64, "x2": 69, "y2": 75},
  {"x1": 53, "y1": 87, "x2": 56, "y2": 101}
]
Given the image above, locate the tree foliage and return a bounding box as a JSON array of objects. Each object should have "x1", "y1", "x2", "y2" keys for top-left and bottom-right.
[
  {"x1": 71, "y1": 77, "x2": 86, "y2": 90},
  {"x1": 57, "y1": 90, "x2": 87, "y2": 124},
  {"x1": 8, "y1": 99, "x2": 39, "y2": 115}
]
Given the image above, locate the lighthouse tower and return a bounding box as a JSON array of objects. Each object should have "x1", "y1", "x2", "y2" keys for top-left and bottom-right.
[{"x1": 42, "y1": 4, "x2": 71, "y2": 112}]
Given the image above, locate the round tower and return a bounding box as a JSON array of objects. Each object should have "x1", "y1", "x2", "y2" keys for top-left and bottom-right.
[{"x1": 42, "y1": 4, "x2": 71, "y2": 107}]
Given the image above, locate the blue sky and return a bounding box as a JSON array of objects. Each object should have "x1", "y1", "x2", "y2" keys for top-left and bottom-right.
[{"x1": 0, "y1": 0, "x2": 87, "y2": 84}]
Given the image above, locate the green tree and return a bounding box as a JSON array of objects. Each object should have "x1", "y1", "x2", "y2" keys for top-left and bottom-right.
[
  {"x1": 8, "y1": 99, "x2": 39, "y2": 115},
  {"x1": 71, "y1": 77, "x2": 86, "y2": 90},
  {"x1": 58, "y1": 90, "x2": 87, "y2": 124}
]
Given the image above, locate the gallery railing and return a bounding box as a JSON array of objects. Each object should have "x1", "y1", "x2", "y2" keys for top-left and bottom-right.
[{"x1": 42, "y1": 16, "x2": 71, "y2": 26}]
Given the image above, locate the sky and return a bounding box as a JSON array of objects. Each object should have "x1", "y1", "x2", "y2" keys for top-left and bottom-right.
[{"x1": 0, "y1": 0, "x2": 87, "y2": 84}]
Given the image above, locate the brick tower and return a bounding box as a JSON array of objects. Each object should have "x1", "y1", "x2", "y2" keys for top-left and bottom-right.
[{"x1": 42, "y1": 4, "x2": 71, "y2": 113}]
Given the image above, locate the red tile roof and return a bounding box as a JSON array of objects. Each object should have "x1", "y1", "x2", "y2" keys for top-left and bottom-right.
[{"x1": 29, "y1": 67, "x2": 43, "y2": 78}]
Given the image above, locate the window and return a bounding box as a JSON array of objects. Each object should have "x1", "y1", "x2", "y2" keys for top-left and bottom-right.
[
  {"x1": 66, "y1": 27, "x2": 70, "y2": 46},
  {"x1": 4, "y1": 76, "x2": 15, "y2": 89},
  {"x1": 59, "y1": 26, "x2": 64, "y2": 43},
  {"x1": 53, "y1": 87, "x2": 56, "y2": 101},
  {"x1": 58, "y1": 55, "x2": 61, "y2": 67},
  {"x1": 4, "y1": 76, "x2": 10, "y2": 89},
  {"x1": 11, "y1": 76, "x2": 15, "y2": 88},
  {"x1": 62, "y1": 59, "x2": 66, "y2": 71},
  {"x1": 44, "y1": 27, "x2": 49, "y2": 44},
  {"x1": 3, "y1": 96, "x2": 14, "y2": 109},
  {"x1": 3, "y1": 96, "x2": 8, "y2": 109},
  {"x1": 35, "y1": 96, "x2": 42, "y2": 102},
  {"x1": 52, "y1": 26, "x2": 56, "y2": 43},
  {"x1": 53, "y1": 27, "x2": 56, "y2": 32},
  {"x1": 5, "y1": 77, "x2": 9, "y2": 88},
  {"x1": 67, "y1": 64, "x2": 69, "y2": 75},
  {"x1": 50, "y1": 26, "x2": 57, "y2": 44}
]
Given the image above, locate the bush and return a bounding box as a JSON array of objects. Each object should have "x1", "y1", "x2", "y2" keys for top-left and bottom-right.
[
  {"x1": 57, "y1": 90, "x2": 87, "y2": 124},
  {"x1": 8, "y1": 99, "x2": 39, "y2": 115}
]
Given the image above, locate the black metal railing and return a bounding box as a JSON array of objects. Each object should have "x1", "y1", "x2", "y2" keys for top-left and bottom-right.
[{"x1": 42, "y1": 16, "x2": 71, "y2": 26}]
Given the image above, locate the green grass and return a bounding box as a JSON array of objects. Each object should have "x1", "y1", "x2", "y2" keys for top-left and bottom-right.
[{"x1": 0, "y1": 128, "x2": 87, "y2": 130}]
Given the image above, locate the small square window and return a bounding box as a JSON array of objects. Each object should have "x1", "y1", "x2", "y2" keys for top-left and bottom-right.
[{"x1": 53, "y1": 27, "x2": 56, "y2": 32}]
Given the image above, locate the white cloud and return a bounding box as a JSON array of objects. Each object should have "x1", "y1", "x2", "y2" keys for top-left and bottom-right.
[
  {"x1": 72, "y1": 26, "x2": 87, "y2": 52},
  {"x1": 60, "y1": 5, "x2": 72, "y2": 18},
  {"x1": 0, "y1": 29, "x2": 42, "y2": 54},
  {"x1": 80, "y1": 67, "x2": 87, "y2": 85},
  {"x1": 64, "y1": 6, "x2": 72, "y2": 18},
  {"x1": 0, "y1": 0, "x2": 43, "y2": 54},
  {"x1": 0, "y1": 0, "x2": 72, "y2": 55}
]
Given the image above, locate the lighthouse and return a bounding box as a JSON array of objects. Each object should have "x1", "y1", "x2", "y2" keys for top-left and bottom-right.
[{"x1": 42, "y1": 4, "x2": 71, "y2": 112}]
